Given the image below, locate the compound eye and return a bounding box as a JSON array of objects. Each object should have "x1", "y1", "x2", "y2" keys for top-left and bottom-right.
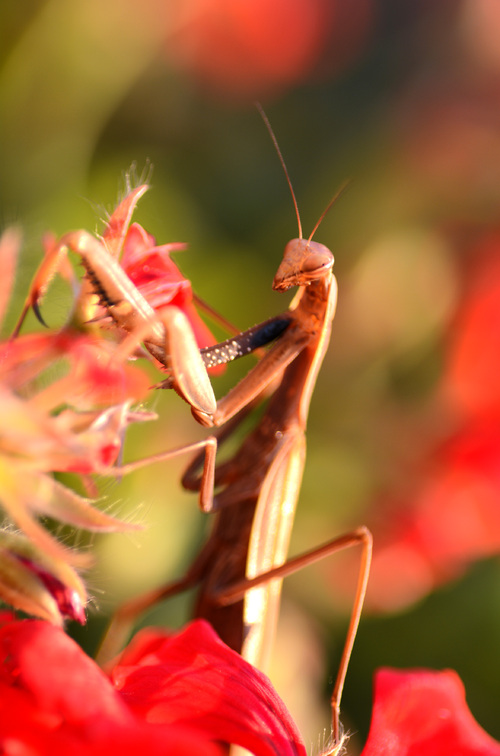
[
  {"x1": 301, "y1": 241, "x2": 333, "y2": 278},
  {"x1": 301, "y1": 251, "x2": 332, "y2": 275}
]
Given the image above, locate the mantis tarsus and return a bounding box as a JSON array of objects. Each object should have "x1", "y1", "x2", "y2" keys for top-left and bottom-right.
[{"x1": 99, "y1": 119, "x2": 372, "y2": 750}]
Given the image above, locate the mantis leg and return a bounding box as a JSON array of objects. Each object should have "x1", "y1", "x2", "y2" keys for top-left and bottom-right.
[
  {"x1": 12, "y1": 229, "x2": 218, "y2": 415},
  {"x1": 96, "y1": 537, "x2": 216, "y2": 667},
  {"x1": 95, "y1": 435, "x2": 218, "y2": 665},
  {"x1": 67, "y1": 231, "x2": 218, "y2": 415},
  {"x1": 212, "y1": 525, "x2": 373, "y2": 749},
  {"x1": 112, "y1": 435, "x2": 217, "y2": 513},
  {"x1": 194, "y1": 327, "x2": 310, "y2": 428}
]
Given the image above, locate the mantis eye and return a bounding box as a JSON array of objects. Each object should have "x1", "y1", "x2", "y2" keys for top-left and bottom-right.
[
  {"x1": 301, "y1": 250, "x2": 333, "y2": 276},
  {"x1": 299, "y1": 241, "x2": 334, "y2": 282}
]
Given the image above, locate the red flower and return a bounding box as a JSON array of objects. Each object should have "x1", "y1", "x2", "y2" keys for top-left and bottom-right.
[
  {"x1": 333, "y1": 234, "x2": 500, "y2": 611},
  {"x1": 361, "y1": 668, "x2": 500, "y2": 756},
  {"x1": 443, "y1": 234, "x2": 500, "y2": 420},
  {"x1": 111, "y1": 623, "x2": 306, "y2": 755},
  {"x1": 121, "y1": 222, "x2": 219, "y2": 353},
  {"x1": 1, "y1": 617, "x2": 499, "y2": 755},
  {"x1": 165, "y1": 0, "x2": 374, "y2": 99},
  {"x1": 101, "y1": 183, "x2": 220, "y2": 356},
  {"x1": 358, "y1": 418, "x2": 500, "y2": 610},
  {"x1": 13, "y1": 556, "x2": 86, "y2": 625},
  {"x1": 0, "y1": 618, "x2": 306, "y2": 756}
]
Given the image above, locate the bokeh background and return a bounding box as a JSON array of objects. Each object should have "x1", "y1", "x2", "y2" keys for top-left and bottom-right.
[{"x1": 2, "y1": 0, "x2": 500, "y2": 751}]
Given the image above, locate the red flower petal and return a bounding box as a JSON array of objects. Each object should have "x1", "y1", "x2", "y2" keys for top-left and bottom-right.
[
  {"x1": 0, "y1": 330, "x2": 151, "y2": 407},
  {"x1": 0, "y1": 619, "x2": 225, "y2": 755},
  {"x1": 443, "y1": 238, "x2": 500, "y2": 418},
  {"x1": 112, "y1": 620, "x2": 307, "y2": 756},
  {"x1": 0, "y1": 679, "x2": 223, "y2": 756},
  {"x1": 121, "y1": 222, "x2": 223, "y2": 355},
  {"x1": 121, "y1": 223, "x2": 187, "y2": 280},
  {"x1": 0, "y1": 620, "x2": 129, "y2": 725},
  {"x1": 69, "y1": 336, "x2": 151, "y2": 407},
  {"x1": 102, "y1": 185, "x2": 148, "y2": 259},
  {"x1": 14, "y1": 557, "x2": 86, "y2": 625},
  {"x1": 361, "y1": 668, "x2": 500, "y2": 756},
  {"x1": 0, "y1": 618, "x2": 304, "y2": 755}
]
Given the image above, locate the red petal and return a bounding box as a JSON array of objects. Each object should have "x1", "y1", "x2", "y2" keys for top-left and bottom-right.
[
  {"x1": 121, "y1": 224, "x2": 188, "y2": 281},
  {"x1": 0, "y1": 620, "x2": 224, "y2": 756},
  {"x1": 121, "y1": 223, "x2": 221, "y2": 353},
  {"x1": 121, "y1": 222, "x2": 156, "y2": 265},
  {"x1": 443, "y1": 241, "x2": 500, "y2": 418},
  {"x1": 69, "y1": 337, "x2": 151, "y2": 406},
  {"x1": 103, "y1": 186, "x2": 149, "y2": 259},
  {"x1": 0, "y1": 680, "x2": 224, "y2": 756},
  {"x1": 361, "y1": 668, "x2": 500, "y2": 756},
  {"x1": 0, "y1": 620, "x2": 130, "y2": 725},
  {"x1": 111, "y1": 619, "x2": 307, "y2": 756}
]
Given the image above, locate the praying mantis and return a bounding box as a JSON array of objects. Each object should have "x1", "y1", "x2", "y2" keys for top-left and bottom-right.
[
  {"x1": 11, "y1": 119, "x2": 371, "y2": 751},
  {"x1": 96, "y1": 119, "x2": 372, "y2": 751}
]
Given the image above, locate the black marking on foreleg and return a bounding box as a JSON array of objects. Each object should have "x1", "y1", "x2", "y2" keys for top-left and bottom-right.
[{"x1": 200, "y1": 315, "x2": 291, "y2": 369}]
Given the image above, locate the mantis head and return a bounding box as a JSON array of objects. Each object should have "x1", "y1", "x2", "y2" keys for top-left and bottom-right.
[
  {"x1": 272, "y1": 239, "x2": 334, "y2": 292},
  {"x1": 256, "y1": 103, "x2": 343, "y2": 293}
]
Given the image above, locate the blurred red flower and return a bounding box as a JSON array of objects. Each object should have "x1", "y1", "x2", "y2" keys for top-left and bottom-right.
[
  {"x1": 166, "y1": 0, "x2": 374, "y2": 99},
  {"x1": 362, "y1": 668, "x2": 500, "y2": 756},
  {"x1": 330, "y1": 232, "x2": 500, "y2": 611},
  {"x1": 443, "y1": 233, "x2": 500, "y2": 420},
  {"x1": 0, "y1": 329, "x2": 152, "y2": 410}
]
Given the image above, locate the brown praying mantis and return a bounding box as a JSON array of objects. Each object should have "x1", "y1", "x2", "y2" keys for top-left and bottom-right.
[
  {"x1": 10, "y1": 118, "x2": 371, "y2": 751},
  {"x1": 96, "y1": 118, "x2": 372, "y2": 752}
]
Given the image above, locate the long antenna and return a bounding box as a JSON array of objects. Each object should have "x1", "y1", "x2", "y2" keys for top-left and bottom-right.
[
  {"x1": 307, "y1": 179, "x2": 351, "y2": 243},
  {"x1": 255, "y1": 103, "x2": 303, "y2": 239}
]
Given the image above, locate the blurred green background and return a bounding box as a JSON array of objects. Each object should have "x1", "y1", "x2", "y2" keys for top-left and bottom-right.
[{"x1": 2, "y1": 1, "x2": 500, "y2": 751}]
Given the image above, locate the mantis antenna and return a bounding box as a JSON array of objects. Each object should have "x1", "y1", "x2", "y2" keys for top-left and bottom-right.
[
  {"x1": 255, "y1": 102, "x2": 303, "y2": 240},
  {"x1": 256, "y1": 102, "x2": 351, "y2": 244}
]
